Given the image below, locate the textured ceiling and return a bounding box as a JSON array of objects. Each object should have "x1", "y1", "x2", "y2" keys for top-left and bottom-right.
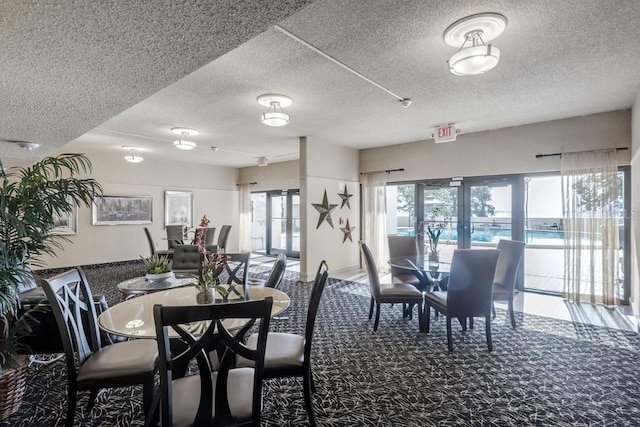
[{"x1": 2, "y1": 0, "x2": 640, "y2": 168}]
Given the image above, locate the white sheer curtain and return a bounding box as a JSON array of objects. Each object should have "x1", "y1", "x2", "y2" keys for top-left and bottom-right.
[
  {"x1": 361, "y1": 172, "x2": 389, "y2": 273},
  {"x1": 561, "y1": 149, "x2": 619, "y2": 305},
  {"x1": 238, "y1": 184, "x2": 252, "y2": 253}
]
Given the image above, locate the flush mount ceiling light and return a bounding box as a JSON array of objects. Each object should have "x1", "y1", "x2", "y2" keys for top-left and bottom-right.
[
  {"x1": 171, "y1": 127, "x2": 199, "y2": 150},
  {"x1": 14, "y1": 141, "x2": 40, "y2": 150},
  {"x1": 444, "y1": 12, "x2": 507, "y2": 76},
  {"x1": 124, "y1": 148, "x2": 144, "y2": 163},
  {"x1": 256, "y1": 156, "x2": 268, "y2": 167},
  {"x1": 257, "y1": 94, "x2": 292, "y2": 127}
]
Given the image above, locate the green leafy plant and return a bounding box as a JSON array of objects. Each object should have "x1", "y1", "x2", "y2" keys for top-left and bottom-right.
[
  {"x1": 141, "y1": 253, "x2": 171, "y2": 274},
  {"x1": 0, "y1": 153, "x2": 102, "y2": 374}
]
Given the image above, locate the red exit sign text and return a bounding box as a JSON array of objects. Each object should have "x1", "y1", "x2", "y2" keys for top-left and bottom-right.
[{"x1": 434, "y1": 124, "x2": 457, "y2": 143}]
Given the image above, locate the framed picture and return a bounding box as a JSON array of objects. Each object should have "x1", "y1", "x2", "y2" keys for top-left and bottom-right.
[
  {"x1": 165, "y1": 190, "x2": 193, "y2": 228},
  {"x1": 92, "y1": 195, "x2": 153, "y2": 225},
  {"x1": 52, "y1": 205, "x2": 77, "y2": 235}
]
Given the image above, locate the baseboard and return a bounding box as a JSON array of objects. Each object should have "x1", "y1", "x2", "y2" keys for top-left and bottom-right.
[{"x1": 34, "y1": 259, "x2": 143, "y2": 277}]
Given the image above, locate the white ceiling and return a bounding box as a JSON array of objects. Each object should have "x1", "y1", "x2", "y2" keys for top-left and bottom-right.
[{"x1": 2, "y1": 0, "x2": 640, "y2": 168}]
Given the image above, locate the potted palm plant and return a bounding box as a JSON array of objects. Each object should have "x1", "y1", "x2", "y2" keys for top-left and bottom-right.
[{"x1": 0, "y1": 153, "x2": 101, "y2": 419}]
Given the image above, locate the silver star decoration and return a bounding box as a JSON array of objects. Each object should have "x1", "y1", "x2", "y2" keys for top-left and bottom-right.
[
  {"x1": 338, "y1": 186, "x2": 353, "y2": 209},
  {"x1": 312, "y1": 190, "x2": 338, "y2": 229},
  {"x1": 340, "y1": 218, "x2": 356, "y2": 243}
]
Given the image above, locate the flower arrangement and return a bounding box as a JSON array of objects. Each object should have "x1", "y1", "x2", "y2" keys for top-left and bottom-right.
[
  {"x1": 192, "y1": 214, "x2": 229, "y2": 299},
  {"x1": 421, "y1": 206, "x2": 451, "y2": 258}
]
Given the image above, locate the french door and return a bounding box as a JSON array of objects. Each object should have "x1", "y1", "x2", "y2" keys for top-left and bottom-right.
[
  {"x1": 267, "y1": 190, "x2": 300, "y2": 258},
  {"x1": 388, "y1": 171, "x2": 629, "y2": 300},
  {"x1": 391, "y1": 176, "x2": 520, "y2": 262}
]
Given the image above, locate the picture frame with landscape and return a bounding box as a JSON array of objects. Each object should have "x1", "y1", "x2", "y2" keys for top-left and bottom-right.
[
  {"x1": 52, "y1": 204, "x2": 77, "y2": 235},
  {"x1": 92, "y1": 195, "x2": 153, "y2": 225}
]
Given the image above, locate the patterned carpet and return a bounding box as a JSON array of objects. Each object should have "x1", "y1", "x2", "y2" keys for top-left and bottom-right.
[{"x1": 3, "y1": 261, "x2": 640, "y2": 426}]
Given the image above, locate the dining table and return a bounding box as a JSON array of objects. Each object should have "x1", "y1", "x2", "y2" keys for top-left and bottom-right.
[
  {"x1": 98, "y1": 285, "x2": 291, "y2": 339},
  {"x1": 117, "y1": 274, "x2": 194, "y2": 299},
  {"x1": 388, "y1": 256, "x2": 451, "y2": 291}
]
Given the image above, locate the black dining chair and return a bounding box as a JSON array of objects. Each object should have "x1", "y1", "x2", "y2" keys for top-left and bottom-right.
[
  {"x1": 152, "y1": 298, "x2": 273, "y2": 426},
  {"x1": 247, "y1": 253, "x2": 287, "y2": 289},
  {"x1": 237, "y1": 260, "x2": 329, "y2": 427},
  {"x1": 42, "y1": 267, "x2": 158, "y2": 427},
  {"x1": 425, "y1": 249, "x2": 500, "y2": 352}
]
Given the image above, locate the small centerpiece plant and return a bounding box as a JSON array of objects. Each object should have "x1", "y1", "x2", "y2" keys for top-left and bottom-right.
[
  {"x1": 141, "y1": 253, "x2": 172, "y2": 280},
  {"x1": 192, "y1": 215, "x2": 229, "y2": 303}
]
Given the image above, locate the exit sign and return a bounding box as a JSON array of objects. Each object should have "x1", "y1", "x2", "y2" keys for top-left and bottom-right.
[{"x1": 434, "y1": 123, "x2": 457, "y2": 143}]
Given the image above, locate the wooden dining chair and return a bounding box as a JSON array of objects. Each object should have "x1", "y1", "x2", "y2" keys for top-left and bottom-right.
[
  {"x1": 425, "y1": 249, "x2": 500, "y2": 352},
  {"x1": 152, "y1": 298, "x2": 273, "y2": 426},
  {"x1": 42, "y1": 267, "x2": 158, "y2": 427},
  {"x1": 237, "y1": 260, "x2": 329, "y2": 427},
  {"x1": 360, "y1": 242, "x2": 425, "y2": 332}
]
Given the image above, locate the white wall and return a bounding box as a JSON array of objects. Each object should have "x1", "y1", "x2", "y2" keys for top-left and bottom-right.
[
  {"x1": 36, "y1": 147, "x2": 240, "y2": 270},
  {"x1": 300, "y1": 138, "x2": 360, "y2": 281},
  {"x1": 361, "y1": 109, "x2": 636, "y2": 319},
  {"x1": 238, "y1": 142, "x2": 361, "y2": 281},
  {"x1": 360, "y1": 110, "x2": 631, "y2": 179},
  {"x1": 238, "y1": 160, "x2": 299, "y2": 192},
  {"x1": 631, "y1": 94, "x2": 640, "y2": 323}
]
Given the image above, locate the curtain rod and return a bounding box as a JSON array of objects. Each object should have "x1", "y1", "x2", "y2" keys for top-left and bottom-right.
[
  {"x1": 535, "y1": 147, "x2": 628, "y2": 158},
  {"x1": 236, "y1": 182, "x2": 257, "y2": 186},
  {"x1": 360, "y1": 168, "x2": 404, "y2": 175}
]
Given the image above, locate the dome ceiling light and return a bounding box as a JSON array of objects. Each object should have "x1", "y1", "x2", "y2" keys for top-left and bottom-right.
[
  {"x1": 257, "y1": 94, "x2": 292, "y2": 127},
  {"x1": 171, "y1": 127, "x2": 199, "y2": 150},
  {"x1": 443, "y1": 13, "x2": 507, "y2": 76}
]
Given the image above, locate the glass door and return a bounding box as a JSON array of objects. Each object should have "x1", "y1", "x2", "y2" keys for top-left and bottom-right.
[
  {"x1": 420, "y1": 184, "x2": 459, "y2": 264},
  {"x1": 268, "y1": 190, "x2": 300, "y2": 258},
  {"x1": 462, "y1": 178, "x2": 515, "y2": 250}
]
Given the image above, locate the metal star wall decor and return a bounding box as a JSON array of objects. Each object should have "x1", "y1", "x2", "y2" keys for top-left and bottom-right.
[
  {"x1": 312, "y1": 189, "x2": 338, "y2": 229},
  {"x1": 340, "y1": 218, "x2": 356, "y2": 243},
  {"x1": 338, "y1": 186, "x2": 353, "y2": 209}
]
